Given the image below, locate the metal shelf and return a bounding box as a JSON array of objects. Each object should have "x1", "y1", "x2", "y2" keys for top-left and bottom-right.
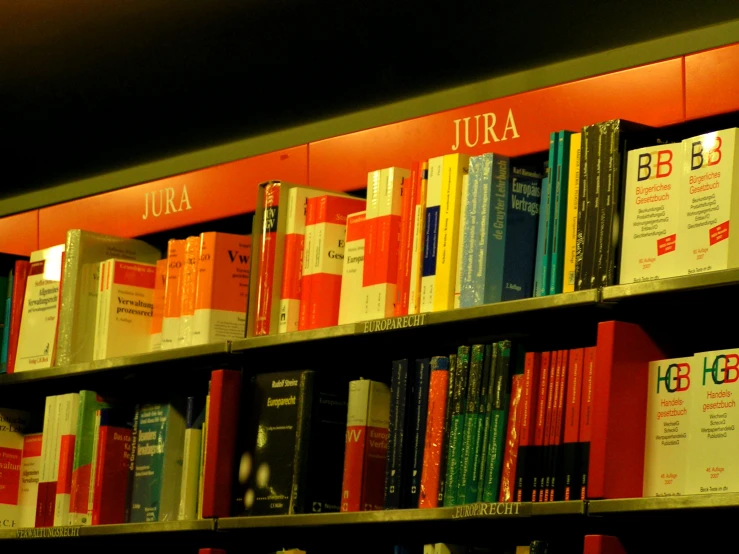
[
  {"x1": 0, "y1": 519, "x2": 215, "y2": 540},
  {"x1": 602, "y1": 268, "x2": 739, "y2": 301},
  {"x1": 588, "y1": 493, "x2": 739, "y2": 514}
]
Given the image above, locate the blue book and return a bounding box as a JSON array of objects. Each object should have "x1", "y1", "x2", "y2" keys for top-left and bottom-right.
[
  {"x1": 403, "y1": 358, "x2": 430, "y2": 508},
  {"x1": 549, "y1": 130, "x2": 574, "y2": 295},
  {"x1": 536, "y1": 134, "x2": 558, "y2": 296},
  {"x1": 0, "y1": 271, "x2": 12, "y2": 373},
  {"x1": 385, "y1": 359, "x2": 410, "y2": 509},
  {"x1": 502, "y1": 167, "x2": 543, "y2": 301},
  {"x1": 420, "y1": 158, "x2": 443, "y2": 312},
  {"x1": 533, "y1": 176, "x2": 551, "y2": 297}
]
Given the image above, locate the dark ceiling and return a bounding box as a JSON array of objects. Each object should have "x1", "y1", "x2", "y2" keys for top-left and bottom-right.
[{"x1": 2, "y1": 0, "x2": 739, "y2": 201}]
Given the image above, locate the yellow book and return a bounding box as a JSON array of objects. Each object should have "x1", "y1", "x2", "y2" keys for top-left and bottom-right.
[
  {"x1": 433, "y1": 153, "x2": 470, "y2": 311},
  {"x1": 562, "y1": 132, "x2": 582, "y2": 293}
]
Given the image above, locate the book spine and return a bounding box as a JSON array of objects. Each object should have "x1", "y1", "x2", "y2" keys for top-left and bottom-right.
[
  {"x1": 0, "y1": 271, "x2": 11, "y2": 371},
  {"x1": 418, "y1": 358, "x2": 449, "y2": 508},
  {"x1": 279, "y1": 187, "x2": 305, "y2": 333},
  {"x1": 456, "y1": 345, "x2": 481, "y2": 505},
  {"x1": 584, "y1": 125, "x2": 604, "y2": 290},
  {"x1": 575, "y1": 125, "x2": 592, "y2": 291},
  {"x1": 338, "y1": 212, "x2": 367, "y2": 325},
  {"x1": 420, "y1": 157, "x2": 443, "y2": 313},
  {"x1": 124, "y1": 406, "x2": 139, "y2": 523},
  {"x1": 161, "y1": 239, "x2": 185, "y2": 349},
  {"x1": 602, "y1": 121, "x2": 622, "y2": 287},
  {"x1": 86, "y1": 410, "x2": 102, "y2": 524},
  {"x1": 150, "y1": 259, "x2": 167, "y2": 351},
  {"x1": 463, "y1": 154, "x2": 492, "y2": 308},
  {"x1": 499, "y1": 373, "x2": 524, "y2": 502},
  {"x1": 550, "y1": 131, "x2": 572, "y2": 295},
  {"x1": 538, "y1": 134, "x2": 558, "y2": 296},
  {"x1": 55, "y1": 393, "x2": 80, "y2": 526},
  {"x1": 405, "y1": 358, "x2": 430, "y2": 508},
  {"x1": 178, "y1": 236, "x2": 201, "y2": 347},
  {"x1": 385, "y1": 360, "x2": 409, "y2": 509},
  {"x1": 550, "y1": 350, "x2": 569, "y2": 501},
  {"x1": 7, "y1": 261, "x2": 29, "y2": 374},
  {"x1": 460, "y1": 155, "x2": 483, "y2": 309},
  {"x1": 532, "y1": 352, "x2": 550, "y2": 501},
  {"x1": 198, "y1": 389, "x2": 210, "y2": 519},
  {"x1": 563, "y1": 133, "x2": 582, "y2": 293},
  {"x1": 360, "y1": 382, "x2": 390, "y2": 511},
  {"x1": 92, "y1": 425, "x2": 132, "y2": 525},
  {"x1": 533, "y1": 177, "x2": 550, "y2": 297},
  {"x1": 483, "y1": 156, "x2": 510, "y2": 304},
  {"x1": 483, "y1": 341, "x2": 511, "y2": 502},
  {"x1": 475, "y1": 344, "x2": 495, "y2": 502},
  {"x1": 541, "y1": 351, "x2": 559, "y2": 502},
  {"x1": 454, "y1": 173, "x2": 469, "y2": 309},
  {"x1": 594, "y1": 123, "x2": 611, "y2": 289},
  {"x1": 254, "y1": 182, "x2": 280, "y2": 336},
  {"x1": 437, "y1": 353, "x2": 456, "y2": 505},
  {"x1": 178, "y1": 402, "x2": 203, "y2": 521},
  {"x1": 515, "y1": 352, "x2": 541, "y2": 502},
  {"x1": 341, "y1": 380, "x2": 371, "y2": 512},
  {"x1": 562, "y1": 348, "x2": 584, "y2": 501},
  {"x1": 18, "y1": 433, "x2": 43, "y2": 528},
  {"x1": 408, "y1": 163, "x2": 428, "y2": 315},
  {"x1": 396, "y1": 165, "x2": 418, "y2": 316},
  {"x1": 362, "y1": 170, "x2": 382, "y2": 320},
  {"x1": 443, "y1": 347, "x2": 469, "y2": 507},
  {"x1": 290, "y1": 371, "x2": 315, "y2": 514},
  {"x1": 579, "y1": 346, "x2": 596, "y2": 500},
  {"x1": 299, "y1": 196, "x2": 318, "y2": 330}
]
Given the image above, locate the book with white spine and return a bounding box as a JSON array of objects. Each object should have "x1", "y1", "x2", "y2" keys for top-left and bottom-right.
[
  {"x1": 421, "y1": 157, "x2": 444, "y2": 313},
  {"x1": 338, "y1": 212, "x2": 367, "y2": 325},
  {"x1": 0, "y1": 408, "x2": 30, "y2": 529}
]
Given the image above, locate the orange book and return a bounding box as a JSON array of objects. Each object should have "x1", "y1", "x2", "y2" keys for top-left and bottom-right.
[
  {"x1": 150, "y1": 259, "x2": 168, "y2": 351},
  {"x1": 544, "y1": 351, "x2": 563, "y2": 501},
  {"x1": 532, "y1": 351, "x2": 550, "y2": 502},
  {"x1": 515, "y1": 351, "x2": 541, "y2": 502},
  {"x1": 161, "y1": 239, "x2": 185, "y2": 350},
  {"x1": 499, "y1": 373, "x2": 524, "y2": 502},
  {"x1": 550, "y1": 349, "x2": 569, "y2": 501},
  {"x1": 307, "y1": 195, "x2": 364, "y2": 330},
  {"x1": 394, "y1": 163, "x2": 419, "y2": 317},
  {"x1": 178, "y1": 236, "x2": 201, "y2": 347},
  {"x1": 192, "y1": 232, "x2": 251, "y2": 345},
  {"x1": 418, "y1": 357, "x2": 450, "y2": 508}
]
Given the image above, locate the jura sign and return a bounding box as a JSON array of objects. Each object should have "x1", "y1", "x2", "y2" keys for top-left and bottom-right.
[
  {"x1": 142, "y1": 184, "x2": 193, "y2": 220},
  {"x1": 451, "y1": 109, "x2": 520, "y2": 151}
]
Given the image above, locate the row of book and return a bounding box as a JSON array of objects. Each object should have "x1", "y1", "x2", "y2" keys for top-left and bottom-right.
[
  {"x1": 0, "y1": 229, "x2": 251, "y2": 373},
  {"x1": 0, "y1": 370, "x2": 240, "y2": 528}
]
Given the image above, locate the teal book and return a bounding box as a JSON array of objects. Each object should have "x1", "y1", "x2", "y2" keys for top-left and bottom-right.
[
  {"x1": 457, "y1": 345, "x2": 484, "y2": 504},
  {"x1": 549, "y1": 131, "x2": 574, "y2": 294},
  {"x1": 535, "y1": 134, "x2": 557, "y2": 296},
  {"x1": 483, "y1": 341, "x2": 511, "y2": 502},
  {"x1": 442, "y1": 346, "x2": 469, "y2": 507},
  {"x1": 476, "y1": 343, "x2": 497, "y2": 501},
  {"x1": 0, "y1": 270, "x2": 12, "y2": 373},
  {"x1": 532, "y1": 176, "x2": 550, "y2": 297},
  {"x1": 129, "y1": 401, "x2": 186, "y2": 522},
  {"x1": 459, "y1": 154, "x2": 484, "y2": 308}
]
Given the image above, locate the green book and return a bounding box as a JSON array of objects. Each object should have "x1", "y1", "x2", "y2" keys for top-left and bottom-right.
[
  {"x1": 483, "y1": 340, "x2": 512, "y2": 502},
  {"x1": 457, "y1": 345, "x2": 484, "y2": 505},
  {"x1": 476, "y1": 343, "x2": 498, "y2": 501},
  {"x1": 442, "y1": 346, "x2": 469, "y2": 507}
]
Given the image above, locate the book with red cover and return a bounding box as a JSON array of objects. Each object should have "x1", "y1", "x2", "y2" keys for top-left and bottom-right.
[
  {"x1": 515, "y1": 352, "x2": 541, "y2": 502},
  {"x1": 540, "y1": 351, "x2": 557, "y2": 502},
  {"x1": 298, "y1": 197, "x2": 318, "y2": 331},
  {"x1": 253, "y1": 182, "x2": 281, "y2": 336},
  {"x1": 394, "y1": 163, "x2": 419, "y2": 317},
  {"x1": 6, "y1": 259, "x2": 30, "y2": 373},
  {"x1": 549, "y1": 349, "x2": 568, "y2": 501},
  {"x1": 201, "y1": 369, "x2": 241, "y2": 518},
  {"x1": 531, "y1": 351, "x2": 550, "y2": 502},
  {"x1": 499, "y1": 373, "x2": 524, "y2": 502},
  {"x1": 584, "y1": 535, "x2": 628, "y2": 554},
  {"x1": 91, "y1": 409, "x2": 132, "y2": 525},
  {"x1": 589, "y1": 321, "x2": 664, "y2": 499},
  {"x1": 562, "y1": 348, "x2": 584, "y2": 501},
  {"x1": 418, "y1": 356, "x2": 450, "y2": 508},
  {"x1": 580, "y1": 346, "x2": 596, "y2": 500}
]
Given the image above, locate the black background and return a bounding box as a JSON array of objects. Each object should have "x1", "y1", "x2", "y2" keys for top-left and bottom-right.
[{"x1": 2, "y1": 0, "x2": 739, "y2": 200}]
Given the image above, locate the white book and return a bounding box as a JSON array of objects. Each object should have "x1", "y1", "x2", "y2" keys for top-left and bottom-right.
[
  {"x1": 678, "y1": 128, "x2": 739, "y2": 276},
  {"x1": 54, "y1": 393, "x2": 80, "y2": 526},
  {"x1": 643, "y1": 357, "x2": 692, "y2": 497},
  {"x1": 688, "y1": 348, "x2": 739, "y2": 494},
  {"x1": 150, "y1": 259, "x2": 168, "y2": 352},
  {"x1": 177, "y1": 236, "x2": 201, "y2": 348},
  {"x1": 93, "y1": 260, "x2": 156, "y2": 360},
  {"x1": 36, "y1": 396, "x2": 58, "y2": 525},
  {"x1": 408, "y1": 166, "x2": 427, "y2": 316},
  {"x1": 17, "y1": 433, "x2": 42, "y2": 528},
  {"x1": 420, "y1": 157, "x2": 444, "y2": 313},
  {"x1": 161, "y1": 239, "x2": 185, "y2": 350},
  {"x1": 620, "y1": 143, "x2": 683, "y2": 284},
  {"x1": 0, "y1": 409, "x2": 30, "y2": 529},
  {"x1": 338, "y1": 212, "x2": 367, "y2": 325},
  {"x1": 14, "y1": 244, "x2": 65, "y2": 372},
  {"x1": 454, "y1": 174, "x2": 470, "y2": 309},
  {"x1": 86, "y1": 409, "x2": 103, "y2": 525},
  {"x1": 56, "y1": 230, "x2": 160, "y2": 365}
]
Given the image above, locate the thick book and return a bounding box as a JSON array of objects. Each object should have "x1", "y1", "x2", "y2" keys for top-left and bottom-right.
[
  {"x1": 129, "y1": 402, "x2": 186, "y2": 522},
  {"x1": 149, "y1": 259, "x2": 167, "y2": 351},
  {"x1": 620, "y1": 143, "x2": 681, "y2": 284},
  {"x1": 561, "y1": 348, "x2": 584, "y2": 501},
  {"x1": 404, "y1": 358, "x2": 431, "y2": 508},
  {"x1": 420, "y1": 158, "x2": 443, "y2": 313},
  {"x1": 0, "y1": 408, "x2": 30, "y2": 529},
  {"x1": 408, "y1": 162, "x2": 428, "y2": 315},
  {"x1": 385, "y1": 360, "x2": 410, "y2": 509},
  {"x1": 563, "y1": 133, "x2": 582, "y2": 293},
  {"x1": 161, "y1": 239, "x2": 186, "y2": 350},
  {"x1": 643, "y1": 356, "x2": 691, "y2": 497},
  {"x1": 340, "y1": 379, "x2": 390, "y2": 512},
  {"x1": 91, "y1": 408, "x2": 132, "y2": 525},
  {"x1": 589, "y1": 321, "x2": 664, "y2": 499},
  {"x1": 475, "y1": 344, "x2": 495, "y2": 502},
  {"x1": 443, "y1": 345, "x2": 469, "y2": 507},
  {"x1": 457, "y1": 344, "x2": 483, "y2": 505},
  {"x1": 56, "y1": 230, "x2": 160, "y2": 364},
  {"x1": 192, "y1": 232, "x2": 251, "y2": 345},
  {"x1": 17, "y1": 433, "x2": 42, "y2": 528},
  {"x1": 483, "y1": 341, "x2": 511, "y2": 502},
  {"x1": 418, "y1": 356, "x2": 450, "y2": 508},
  {"x1": 178, "y1": 397, "x2": 204, "y2": 520},
  {"x1": 338, "y1": 211, "x2": 367, "y2": 325},
  {"x1": 688, "y1": 349, "x2": 739, "y2": 494},
  {"x1": 93, "y1": 259, "x2": 156, "y2": 360},
  {"x1": 69, "y1": 390, "x2": 110, "y2": 525},
  {"x1": 14, "y1": 245, "x2": 65, "y2": 372},
  {"x1": 6, "y1": 260, "x2": 30, "y2": 373},
  {"x1": 396, "y1": 163, "x2": 420, "y2": 316},
  {"x1": 575, "y1": 124, "x2": 596, "y2": 291},
  {"x1": 515, "y1": 352, "x2": 541, "y2": 502},
  {"x1": 54, "y1": 393, "x2": 81, "y2": 526},
  {"x1": 177, "y1": 236, "x2": 201, "y2": 348},
  {"x1": 550, "y1": 131, "x2": 575, "y2": 294}
]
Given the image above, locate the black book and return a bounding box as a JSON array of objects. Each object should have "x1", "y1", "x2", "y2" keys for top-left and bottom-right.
[
  {"x1": 385, "y1": 359, "x2": 410, "y2": 509},
  {"x1": 436, "y1": 353, "x2": 456, "y2": 505},
  {"x1": 530, "y1": 541, "x2": 549, "y2": 554},
  {"x1": 403, "y1": 358, "x2": 431, "y2": 508}
]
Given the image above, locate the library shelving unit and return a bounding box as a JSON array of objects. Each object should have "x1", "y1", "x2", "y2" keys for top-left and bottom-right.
[{"x1": 3, "y1": 17, "x2": 739, "y2": 554}]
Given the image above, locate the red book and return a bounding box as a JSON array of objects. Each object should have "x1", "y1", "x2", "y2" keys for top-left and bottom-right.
[
  {"x1": 499, "y1": 373, "x2": 524, "y2": 502},
  {"x1": 306, "y1": 195, "x2": 365, "y2": 330},
  {"x1": 340, "y1": 380, "x2": 390, "y2": 512},
  {"x1": 515, "y1": 352, "x2": 541, "y2": 502},
  {"x1": 589, "y1": 321, "x2": 664, "y2": 499},
  {"x1": 7, "y1": 259, "x2": 30, "y2": 373},
  {"x1": 91, "y1": 412, "x2": 132, "y2": 525},
  {"x1": 254, "y1": 182, "x2": 281, "y2": 336},
  {"x1": 201, "y1": 369, "x2": 242, "y2": 518},
  {"x1": 550, "y1": 349, "x2": 568, "y2": 501},
  {"x1": 362, "y1": 171, "x2": 381, "y2": 318},
  {"x1": 562, "y1": 348, "x2": 584, "y2": 501},
  {"x1": 580, "y1": 346, "x2": 596, "y2": 500},
  {"x1": 532, "y1": 351, "x2": 550, "y2": 502},
  {"x1": 540, "y1": 350, "x2": 557, "y2": 502},
  {"x1": 298, "y1": 197, "x2": 318, "y2": 331},
  {"x1": 418, "y1": 361, "x2": 449, "y2": 508},
  {"x1": 583, "y1": 536, "x2": 628, "y2": 554},
  {"x1": 394, "y1": 163, "x2": 419, "y2": 317}
]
